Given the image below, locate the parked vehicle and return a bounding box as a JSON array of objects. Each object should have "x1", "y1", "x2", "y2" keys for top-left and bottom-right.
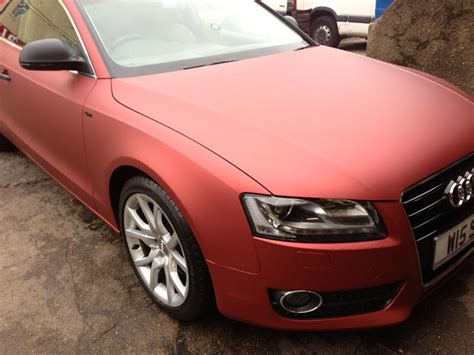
[
  {"x1": 0, "y1": 0, "x2": 473, "y2": 331},
  {"x1": 262, "y1": 0, "x2": 395, "y2": 47}
]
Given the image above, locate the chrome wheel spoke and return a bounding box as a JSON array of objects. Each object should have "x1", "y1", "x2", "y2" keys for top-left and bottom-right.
[
  {"x1": 125, "y1": 228, "x2": 156, "y2": 246},
  {"x1": 170, "y1": 270, "x2": 186, "y2": 297},
  {"x1": 149, "y1": 255, "x2": 165, "y2": 290},
  {"x1": 134, "y1": 248, "x2": 159, "y2": 267},
  {"x1": 126, "y1": 206, "x2": 150, "y2": 232},
  {"x1": 136, "y1": 195, "x2": 157, "y2": 231},
  {"x1": 170, "y1": 249, "x2": 187, "y2": 273},
  {"x1": 154, "y1": 207, "x2": 169, "y2": 236},
  {"x1": 164, "y1": 258, "x2": 175, "y2": 303},
  {"x1": 163, "y1": 232, "x2": 178, "y2": 249}
]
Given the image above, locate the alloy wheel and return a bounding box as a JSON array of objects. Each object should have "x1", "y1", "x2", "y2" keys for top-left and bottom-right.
[{"x1": 124, "y1": 193, "x2": 189, "y2": 307}]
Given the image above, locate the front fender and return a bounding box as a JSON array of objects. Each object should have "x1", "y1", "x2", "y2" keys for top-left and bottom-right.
[{"x1": 83, "y1": 80, "x2": 268, "y2": 273}]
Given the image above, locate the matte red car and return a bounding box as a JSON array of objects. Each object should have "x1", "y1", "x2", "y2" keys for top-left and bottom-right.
[{"x1": 0, "y1": 0, "x2": 473, "y2": 331}]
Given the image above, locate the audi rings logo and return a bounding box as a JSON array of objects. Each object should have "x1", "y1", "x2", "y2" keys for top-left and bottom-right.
[{"x1": 445, "y1": 169, "x2": 474, "y2": 208}]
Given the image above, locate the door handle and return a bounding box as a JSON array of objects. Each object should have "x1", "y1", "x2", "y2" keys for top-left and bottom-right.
[{"x1": 0, "y1": 71, "x2": 11, "y2": 82}]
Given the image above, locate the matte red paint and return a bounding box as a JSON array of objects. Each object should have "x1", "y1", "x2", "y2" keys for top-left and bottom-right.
[
  {"x1": 112, "y1": 48, "x2": 473, "y2": 201},
  {"x1": 0, "y1": 0, "x2": 472, "y2": 331}
]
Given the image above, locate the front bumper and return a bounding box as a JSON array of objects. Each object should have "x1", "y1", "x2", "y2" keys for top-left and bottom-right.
[{"x1": 207, "y1": 202, "x2": 473, "y2": 331}]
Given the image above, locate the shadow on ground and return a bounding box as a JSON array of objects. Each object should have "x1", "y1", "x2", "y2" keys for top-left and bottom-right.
[{"x1": 0, "y1": 152, "x2": 472, "y2": 354}]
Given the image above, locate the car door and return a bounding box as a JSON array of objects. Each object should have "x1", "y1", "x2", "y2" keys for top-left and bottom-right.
[
  {"x1": 0, "y1": 0, "x2": 21, "y2": 132},
  {"x1": 0, "y1": 34, "x2": 5, "y2": 133},
  {"x1": 0, "y1": 0, "x2": 96, "y2": 206}
]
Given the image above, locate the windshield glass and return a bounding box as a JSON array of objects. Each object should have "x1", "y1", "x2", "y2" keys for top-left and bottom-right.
[{"x1": 78, "y1": 0, "x2": 309, "y2": 77}]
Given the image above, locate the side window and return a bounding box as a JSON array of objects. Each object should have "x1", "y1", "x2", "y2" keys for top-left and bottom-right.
[
  {"x1": 1, "y1": 0, "x2": 80, "y2": 56},
  {"x1": 0, "y1": 0, "x2": 25, "y2": 45}
]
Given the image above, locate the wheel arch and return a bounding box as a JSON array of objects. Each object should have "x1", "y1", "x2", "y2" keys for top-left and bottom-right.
[
  {"x1": 107, "y1": 159, "x2": 191, "y2": 228},
  {"x1": 104, "y1": 148, "x2": 264, "y2": 274},
  {"x1": 310, "y1": 7, "x2": 337, "y2": 24},
  {"x1": 109, "y1": 165, "x2": 148, "y2": 226}
]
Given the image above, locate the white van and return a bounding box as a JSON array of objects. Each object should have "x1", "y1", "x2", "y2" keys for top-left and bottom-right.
[{"x1": 262, "y1": 0, "x2": 394, "y2": 47}]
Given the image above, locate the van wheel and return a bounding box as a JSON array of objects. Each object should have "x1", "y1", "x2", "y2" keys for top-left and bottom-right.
[
  {"x1": 311, "y1": 16, "x2": 341, "y2": 47},
  {"x1": 0, "y1": 133, "x2": 15, "y2": 152},
  {"x1": 119, "y1": 175, "x2": 215, "y2": 321}
]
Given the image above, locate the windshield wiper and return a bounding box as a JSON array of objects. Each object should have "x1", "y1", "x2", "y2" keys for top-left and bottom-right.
[{"x1": 183, "y1": 60, "x2": 238, "y2": 70}]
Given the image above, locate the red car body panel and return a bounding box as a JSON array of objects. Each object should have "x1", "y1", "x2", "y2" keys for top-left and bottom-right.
[
  {"x1": 209, "y1": 202, "x2": 427, "y2": 330},
  {"x1": 82, "y1": 80, "x2": 268, "y2": 273},
  {"x1": 1, "y1": 44, "x2": 96, "y2": 206},
  {"x1": 112, "y1": 46, "x2": 473, "y2": 201},
  {"x1": 0, "y1": 0, "x2": 472, "y2": 331}
]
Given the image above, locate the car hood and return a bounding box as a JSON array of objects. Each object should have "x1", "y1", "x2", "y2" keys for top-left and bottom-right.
[{"x1": 112, "y1": 46, "x2": 474, "y2": 201}]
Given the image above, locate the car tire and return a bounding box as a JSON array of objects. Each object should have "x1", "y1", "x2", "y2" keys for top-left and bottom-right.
[
  {"x1": 0, "y1": 133, "x2": 15, "y2": 152},
  {"x1": 119, "y1": 175, "x2": 215, "y2": 321},
  {"x1": 311, "y1": 16, "x2": 341, "y2": 48}
]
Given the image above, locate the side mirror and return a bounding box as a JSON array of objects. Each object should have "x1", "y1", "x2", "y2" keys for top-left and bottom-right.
[
  {"x1": 284, "y1": 15, "x2": 298, "y2": 27},
  {"x1": 19, "y1": 38, "x2": 85, "y2": 72}
]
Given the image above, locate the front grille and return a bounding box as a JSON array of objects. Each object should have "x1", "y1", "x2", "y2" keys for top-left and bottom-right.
[
  {"x1": 269, "y1": 283, "x2": 402, "y2": 319},
  {"x1": 402, "y1": 154, "x2": 474, "y2": 284}
]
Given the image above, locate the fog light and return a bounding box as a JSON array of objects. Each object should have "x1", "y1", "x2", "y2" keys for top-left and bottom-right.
[{"x1": 280, "y1": 290, "x2": 323, "y2": 314}]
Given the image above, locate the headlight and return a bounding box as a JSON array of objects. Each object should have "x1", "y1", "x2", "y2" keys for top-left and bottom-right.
[{"x1": 242, "y1": 194, "x2": 386, "y2": 243}]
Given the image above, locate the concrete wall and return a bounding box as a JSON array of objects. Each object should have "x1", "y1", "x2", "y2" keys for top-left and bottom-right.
[{"x1": 368, "y1": 0, "x2": 474, "y2": 95}]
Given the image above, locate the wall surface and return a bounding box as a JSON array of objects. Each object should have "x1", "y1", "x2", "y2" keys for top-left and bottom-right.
[{"x1": 368, "y1": 0, "x2": 474, "y2": 95}]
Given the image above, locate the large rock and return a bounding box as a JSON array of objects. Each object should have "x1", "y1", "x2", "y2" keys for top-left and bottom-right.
[{"x1": 367, "y1": 0, "x2": 474, "y2": 95}]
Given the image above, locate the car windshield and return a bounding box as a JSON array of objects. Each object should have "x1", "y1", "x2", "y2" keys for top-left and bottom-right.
[{"x1": 77, "y1": 0, "x2": 309, "y2": 77}]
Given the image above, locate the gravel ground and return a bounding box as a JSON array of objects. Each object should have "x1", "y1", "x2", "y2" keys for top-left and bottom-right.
[{"x1": 0, "y1": 149, "x2": 472, "y2": 354}]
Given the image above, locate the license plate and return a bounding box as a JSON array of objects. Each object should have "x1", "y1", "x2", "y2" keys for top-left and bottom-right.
[{"x1": 433, "y1": 215, "x2": 474, "y2": 270}]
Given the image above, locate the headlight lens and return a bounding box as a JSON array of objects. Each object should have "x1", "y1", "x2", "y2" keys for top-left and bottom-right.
[{"x1": 242, "y1": 194, "x2": 386, "y2": 242}]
